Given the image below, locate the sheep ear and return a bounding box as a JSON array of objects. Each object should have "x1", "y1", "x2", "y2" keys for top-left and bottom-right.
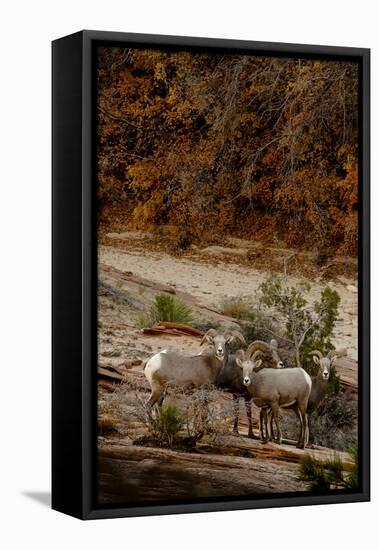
[
  {"x1": 312, "y1": 355, "x2": 320, "y2": 365},
  {"x1": 270, "y1": 339, "x2": 278, "y2": 350},
  {"x1": 255, "y1": 359, "x2": 262, "y2": 370},
  {"x1": 330, "y1": 354, "x2": 337, "y2": 365},
  {"x1": 236, "y1": 358, "x2": 244, "y2": 369}
]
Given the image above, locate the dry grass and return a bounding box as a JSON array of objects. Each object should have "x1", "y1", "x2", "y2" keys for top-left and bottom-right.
[
  {"x1": 98, "y1": 392, "x2": 130, "y2": 436},
  {"x1": 221, "y1": 297, "x2": 251, "y2": 320},
  {"x1": 99, "y1": 382, "x2": 235, "y2": 448}
]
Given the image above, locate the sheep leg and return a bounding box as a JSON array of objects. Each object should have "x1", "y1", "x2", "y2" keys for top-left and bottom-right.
[
  {"x1": 259, "y1": 408, "x2": 268, "y2": 442},
  {"x1": 295, "y1": 407, "x2": 305, "y2": 449},
  {"x1": 232, "y1": 394, "x2": 239, "y2": 434},
  {"x1": 268, "y1": 409, "x2": 275, "y2": 441},
  {"x1": 259, "y1": 409, "x2": 264, "y2": 441},
  {"x1": 146, "y1": 382, "x2": 164, "y2": 410},
  {"x1": 266, "y1": 409, "x2": 277, "y2": 441},
  {"x1": 271, "y1": 403, "x2": 282, "y2": 444},
  {"x1": 296, "y1": 395, "x2": 309, "y2": 449},
  {"x1": 292, "y1": 407, "x2": 303, "y2": 447},
  {"x1": 146, "y1": 391, "x2": 160, "y2": 408},
  {"x1": 245, "y1": 397, "x2": 254, "y2": 438},
  {"x1": 308, "y1": 414, "x2": 314, "y2": 445},
  {"x1": 302, "y1": 412, "x2": 309, "y2": 449},
  {"x1": 157, "y1": 394, "x2": 165, "y2": 407}
]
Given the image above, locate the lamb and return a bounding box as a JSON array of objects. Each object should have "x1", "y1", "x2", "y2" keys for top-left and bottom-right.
[
  {"x1": 144, "y1": 328, "x2": 246, "y2": 408},
  {"x1": 236, "y1": 351, "x2": 312, "y2": 448},
  {"x1": 215, "y1": 339, "x2": 284, "y2": 438}
]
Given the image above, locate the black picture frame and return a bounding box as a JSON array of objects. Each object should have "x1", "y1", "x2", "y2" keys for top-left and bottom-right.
[{"x1": 52, "y1": 30, "x2": 370, "y2": 520}]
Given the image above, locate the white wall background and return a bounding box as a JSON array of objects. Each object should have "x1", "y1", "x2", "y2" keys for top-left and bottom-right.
[{"x1": 0, "y1": 0, "x2": 376, "y2": 548}]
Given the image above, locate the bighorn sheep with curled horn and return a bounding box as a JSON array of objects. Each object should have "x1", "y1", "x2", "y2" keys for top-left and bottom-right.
[
  {"x1": 215, "y1": 339, "x2": 285, "y2": 438},
  {"x1": 264, "y1": 349, "x2": 341, "y2": 444},
  {"x1": 236, "y1": 350, "x2": 312, "y2": 448},
  {"x1": 144, "y1": 328, "x2": 246, "y2": 408}
]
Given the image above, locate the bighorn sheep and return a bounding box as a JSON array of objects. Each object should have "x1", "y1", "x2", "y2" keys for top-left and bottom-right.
[
  {"x1": 307, "y1": 350, "x2": 337, "y2": 412},
  {"x1": 236, "y1": 351, "x2": 312, "y2": 448},
  {"x1": 302, "y1": 349, "x2": 338, "y2": 443},
  {"x1": 215, "y1": 339, "x2": 284, "y2": 438},
  {"x1": 265, "y1": 349, "x2": 339, "y2": 443},
  {"x1": 144, "y1": 329, "x2": 246, "y2": 408}
]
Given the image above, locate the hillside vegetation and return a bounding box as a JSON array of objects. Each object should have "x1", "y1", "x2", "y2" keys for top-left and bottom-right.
[{"x1": 97, "y1": 48, "x2": 358, "y2": 255}]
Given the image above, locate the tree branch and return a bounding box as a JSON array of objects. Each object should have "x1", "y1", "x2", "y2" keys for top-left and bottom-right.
[{"x1": 98, "y1": 106, "x2": 142, "y2": 129}]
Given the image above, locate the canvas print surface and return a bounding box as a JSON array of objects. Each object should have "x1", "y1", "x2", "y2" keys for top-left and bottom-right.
[{"x1": 96, "y1": 46, "x2": 359, "y2": 506}]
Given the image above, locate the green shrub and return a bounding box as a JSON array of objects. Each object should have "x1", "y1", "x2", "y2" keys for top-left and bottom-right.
[
  {"x1": 152, "y1": 294, "x2": 193, "y2": 323},
  {"x1": 153, "y1": 404, "x2": 184, "y2": 447},
  {"x1": 299, "y1": 440, "x2": 358, "y2": 491},
  {"x1": 133, "y1": 389, "x2": 233, "y2": 447},
  {"x1": 136, "y1": 293, "x2": 194, "y2": 327},
  {"x1": 243, "y1": 307, "x2": 281, "y2": 344},
  {"x1": 133, "y1": 398, "x2": 183, "y2": 448},
  {"x1": 346, "y1": 440, "x2": 359, "y2": 489}
]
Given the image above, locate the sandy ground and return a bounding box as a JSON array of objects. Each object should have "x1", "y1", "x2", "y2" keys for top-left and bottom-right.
[{"x1": 99, "y1": 244, "x2": 358, "y2": 360}]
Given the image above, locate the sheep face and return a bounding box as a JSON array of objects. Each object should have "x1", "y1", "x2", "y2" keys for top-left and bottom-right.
[
  {"x1": 270, "y1": 340, "x2": 285, "y2": 368},
  {"x1": 201, "y1": 331, "x2": 245, "y2": 362},
  {"x1": 312, "y1": 355, "x2": 335, "y2": 380},
  {"x1": 319, "y1": 358, "x2": 331, "y2": 380},
  {"x1": 236, "y1": 357, "x2": 262, "y2": 386},
  {"x1": 212, "y1": 335, "x2": 229, "y2": 361}
]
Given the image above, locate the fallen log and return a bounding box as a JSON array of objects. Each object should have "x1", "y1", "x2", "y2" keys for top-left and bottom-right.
[
  {"x1": 98, "y1": 363, "x2": 127, "y2": 376},
  {"x1": 155, "y1": 321, "x2": 204, "y2": 337},
  {"x1": 142, "y1": 322, "x2": 204, "y2": 338},
  {"x1": 98, "y1": 379, "x2": 118, "y2": 391},
  {"x1": 98, "y1": 366, "x2": 126, "y2": 382}
]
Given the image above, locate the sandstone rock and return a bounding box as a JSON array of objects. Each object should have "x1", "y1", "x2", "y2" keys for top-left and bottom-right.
[{"x1": 346, "y1": 284, "x2": 358, "y2": 293}]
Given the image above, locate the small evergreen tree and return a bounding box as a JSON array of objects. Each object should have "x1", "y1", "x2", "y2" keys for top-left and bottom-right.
[{"x1": 257, "y1": 275, "x2": 340, "y2": 371}]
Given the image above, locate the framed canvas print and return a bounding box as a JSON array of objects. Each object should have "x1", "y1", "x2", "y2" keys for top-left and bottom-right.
[{"x1": 52, "y1": 30, "x2": 370, "y2": 520}]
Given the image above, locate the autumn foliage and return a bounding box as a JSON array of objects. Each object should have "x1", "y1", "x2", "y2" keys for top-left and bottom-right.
[{"x1": 97, "y1": 47, "x2": 358, "y2": 255}]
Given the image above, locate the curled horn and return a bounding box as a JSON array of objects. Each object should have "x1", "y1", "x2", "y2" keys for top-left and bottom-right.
[
  {"x1": 251, "y1": 349, "x2": 265, "y2": 372},
  {"x1": 251, "y1": 350, "x2": 264, "y2": 362},
  {"x1": 245, "y1": 340, "x2": 270, "y2": 360},
  {"x1": 226, "y1": 330, "x2": 247, "y2": 346},
  {"x1": 200, "y1": 328, "x2": 218, "y2": 346},
  {"x1": 308, "y1": 350, "x2": 323, "y2": 359},
  {"x1": 327, "y1": 350, "x2": 339, "y2": 362}
]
